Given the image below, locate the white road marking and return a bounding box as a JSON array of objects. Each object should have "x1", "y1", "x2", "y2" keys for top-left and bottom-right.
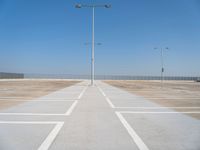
[
  {"x1": 0, "y1": 121, "x2": 64, "y2": 150},
  {"x1": 0, "y1": 113, "x2": 68, "y2": 116},
  {"x1": 97, "y1": 86, "x2": 115, "y2": 108},
  {"x1": 77, "y1": 86, "x2": 88, "y2": 99},
  {"x1": 97, "y1": 89, "x2": 200, "y2": 110},
  {"x1": 144, "y1": 98, "x2": 200, "y2": 100},
  {"x1": 105, "y1": 97, "x2": 115, "y2": 108},
  {"x1": 116, "y1": 112, "x2": 149, "y2": 150},
  {"x1": 98, "y1": 87, "x2": 106, "y2": 97},
  {"x1": 115, "y1": 106, "x2": 200, "y2": 109},
  {"x1": 65, "y1": 100, "x2": 78, "y2": 115},
  {"x1": 0, "y1": 100, "x2": 78, "y2": 116},
  {"x1": 0, "y1": 121, "x2": 62, "y2": 124},
  {"x1": 0, "y1": 97, "x2": 33, "y2": 99},
  {"x1": 38, "y1": 122, "x2": 64, "y2": 150},
  {"x1": 0, "y1": 99, "x2": 77, "y2": 102},
  {"x1": 119, "y1": 111, "x2": 200, "y2": 114}
]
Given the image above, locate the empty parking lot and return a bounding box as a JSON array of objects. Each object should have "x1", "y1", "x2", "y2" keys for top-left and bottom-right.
[{"x1": 0, "y1": 80, "x2": 199, "y2": 150}]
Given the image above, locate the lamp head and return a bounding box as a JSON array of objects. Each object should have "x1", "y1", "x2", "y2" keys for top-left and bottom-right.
[
  {"x1": 105, "y1": 4, "x2": 111, "y2": 8},
  {"x1": 75, "y1": 4, "x2": 82, "y2": 8}
]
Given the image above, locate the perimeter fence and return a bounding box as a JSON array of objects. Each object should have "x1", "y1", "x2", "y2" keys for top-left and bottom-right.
[
  {"x1": 24, "y1": 74, "x2": 200, "y2": 81},
  {"x1": 0, "y1": 72, "x2": 24, "y2": 79}
]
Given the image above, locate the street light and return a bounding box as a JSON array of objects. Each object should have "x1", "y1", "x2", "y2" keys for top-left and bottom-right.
[
  {"x1": 154, "y1": 47, "x2": 169, "y2": 87},
  {"x1": 75, "y1": 4, "x2": 111, "y2": 86}
]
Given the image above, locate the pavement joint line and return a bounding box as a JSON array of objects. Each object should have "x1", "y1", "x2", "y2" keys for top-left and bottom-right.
[
  {"x1": 115, "y1": 112, "x2": 149, "y2": 150},
  {"x1": 0, "y1": 121, "x2": 64, "y2": 150}
]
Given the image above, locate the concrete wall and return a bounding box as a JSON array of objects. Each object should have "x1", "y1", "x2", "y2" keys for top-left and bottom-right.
[{"x1": 0, "y1": 72, "x2": 24, "y2": 79}]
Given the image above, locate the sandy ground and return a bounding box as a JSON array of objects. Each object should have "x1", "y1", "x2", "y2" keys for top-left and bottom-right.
[
  {"x1": 104, "y1": 80, "x2": 200, "y2": 119},
  {"x1": 0, "y1": 79, "x2": 80, "y2": 110}
]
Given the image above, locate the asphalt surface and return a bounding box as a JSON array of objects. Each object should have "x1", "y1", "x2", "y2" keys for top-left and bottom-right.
[{"x1": 0, "y1": 80, "x2": 199, "y2": 150}]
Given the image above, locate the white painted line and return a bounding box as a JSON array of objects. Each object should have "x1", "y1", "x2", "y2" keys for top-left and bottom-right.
[
  {"x1": 0, "y1": 113, "x2": 68, "y2": 116},
  {"x1": 98, "y1": 87, "x2": 106, "y2": 97},
  {"x1": 65, "y1": 100, "x2": 78, "y2": 115},
  {"x1": 146, "y1": 98, "x2": 200, "y2": 100},
  {"x1": 38, "y1": 122, "x2": 64, "y2": 150},
  {"x1": 96, "y1": 88, "x2": 200, "y2": 110},
  {"x1": 0, "y1": 121, "x2": 64, "y2": 150},
  {"x1": 0, "y1": 99, "x2": 77, "y2": 102},
  {"x1": 105, "y1": 97, "x2": 115, "y2": 108},
  {"x1": 119, "y1": 111, "x2": 200, "y2": 114},
  {"x1": 97, "y1": 86, "x2": 115, "y2": 108},
  {"x1": 116, "y1": 112, "x2": 149, "y2": 150},
  {"x1": 105, "y1": 97, "x2": 200, "y2": 100},
  {"x1": 0, "y1": 99, "x2": 78, "y2": 116},
  {"x1": 0, "y1": 121, "x2": 63, "y2": 124},
  {"x1": 0, "y1": 97, "x2": 33, "y2": 99},
  {"x1": 77, "y1": 86, "x2": 88, "y2": 99},
  {"x1": 115, "y1": 107, "x2": 200, "y2": 109}
]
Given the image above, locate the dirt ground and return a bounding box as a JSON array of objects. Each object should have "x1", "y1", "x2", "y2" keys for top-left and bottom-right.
[
  {"x1": 104, "y1": 80, "x2": 200, "y2": 119},
  {"x1": 0, "y1": 79, "x2": 80, "y2": 110}
]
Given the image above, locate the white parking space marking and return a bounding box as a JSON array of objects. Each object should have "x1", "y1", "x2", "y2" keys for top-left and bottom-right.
[
  {"x1": 105, "y1": 97, "x2": 115, "y2": 108},
  {"x1": 115, "y1": 106, "x2": 200, "y2": 109},
  {"x1": 64, "y1": 100, "x2": 78, "y2": 115},
  {"x1": 77, "y1": 86, "x2": 88, "y2": 99},
  {"x1": 0, "y1": 121, "x2": 62, "y2": 124},
  {"x1": 0, "y1": 99, "x2": 77, "y2": 102},
  {"x1": 38, "y1": 122, "x2": 64, "y2": 150},
  {"x1": 119, "y1": 111, "x2": 200, "y2": 114},
  {"x1": 0, "y1": 101, "x2": 77, "y2": 116},
  {"x1": 0, "y1": 83, "x2": 89, "y2": 116},
  {"x1": 98, "y1": 86, "x2": 200, "y2": 110},
  {"x1": 99, "y1": 82, "x2": 200, "y2": 150},
  {"x1": 99, "y1": 85, "x2": 149, "y2": 150},
  {"x1": 0, "y1": 81, "x2": 90, "y2": 150},
  {"x1": 98, "y1": 86, "x2": 114, "y2": 108},
  {"x1": 0, "y1": 113, "x2": 68, "y2": 116},
  {"x1": 98, "y1": 87, "x2": 106, "y2": 97},
  {"x1": 116, "y1": 112, "x2": 149, "y2": 150},
  {"x1": 0, "y1": 121, "x2": 64, "y2": 150}
]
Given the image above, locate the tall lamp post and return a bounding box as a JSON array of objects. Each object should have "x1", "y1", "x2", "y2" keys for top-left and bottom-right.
[
  {"x1": 75, "y1": 4, "x2": 111, "y2": 86},
  {"x1": 154, "y1": 47, "x2": 169, "y2": 87}
]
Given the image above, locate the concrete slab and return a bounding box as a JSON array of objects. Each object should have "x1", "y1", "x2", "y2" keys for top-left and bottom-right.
[
  {"x1": 0, "y1": 80, "x2": 199, "y2": 150},
  {"x1": 0, "y1": 122, "x2": 55, "y2": 150}
]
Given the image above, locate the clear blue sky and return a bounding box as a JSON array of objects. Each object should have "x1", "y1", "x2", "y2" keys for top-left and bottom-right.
[{"x1": 0, "y1": 0, "x2": 200, "y2": 76}]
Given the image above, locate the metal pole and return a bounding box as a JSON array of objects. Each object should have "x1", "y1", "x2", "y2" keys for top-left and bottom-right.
[
  {"x1": 91, "y1": 7, "x2": 95, "y2": 86},
  {"x1": 161, "y1": 48, "x2": 164, "y2": 87},
  {"x1": 75, "y1": 4, "x2": 110, "y2": 85}
]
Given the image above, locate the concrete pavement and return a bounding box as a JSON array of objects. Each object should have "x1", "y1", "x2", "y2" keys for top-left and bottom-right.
[{"x1": 0, "y1": 80, "x2": 200, "y2": 150}]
